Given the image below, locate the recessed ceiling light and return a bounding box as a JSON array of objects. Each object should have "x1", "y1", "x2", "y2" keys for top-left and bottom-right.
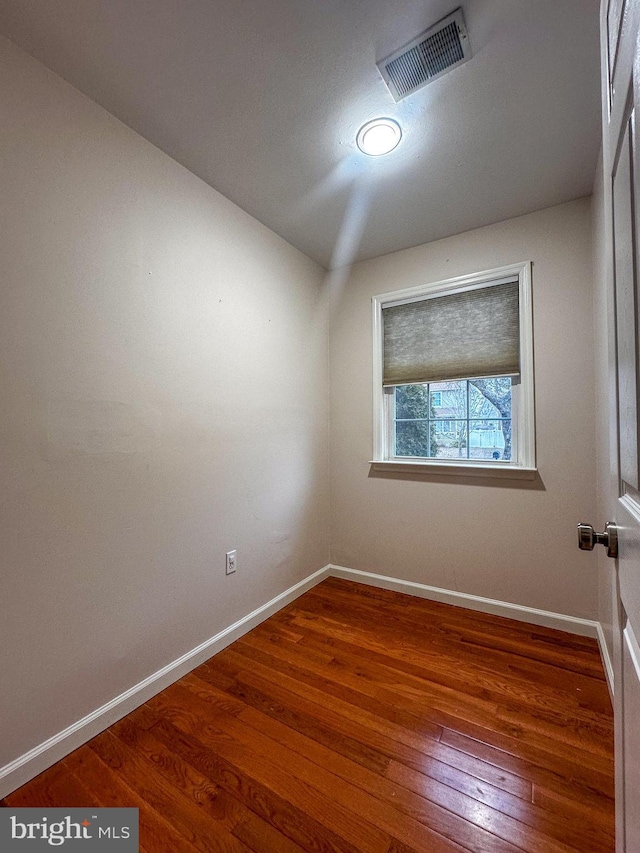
[{"x1": 356, "y1": 118, "x2": 402, "y2": 156}]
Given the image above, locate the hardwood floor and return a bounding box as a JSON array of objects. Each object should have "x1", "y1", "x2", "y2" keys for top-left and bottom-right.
[{"x1": 4, "y1": 578, "x2": 615, "y2": 852}]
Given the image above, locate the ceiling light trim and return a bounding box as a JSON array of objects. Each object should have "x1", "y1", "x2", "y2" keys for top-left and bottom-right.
[{"x1": 356, "y1": 118, "x2": 403, "y2": 156}]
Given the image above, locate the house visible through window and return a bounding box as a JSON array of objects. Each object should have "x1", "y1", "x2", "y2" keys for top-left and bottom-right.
[
  {"x1": 371, "y1": 262, "x2": 535, "y2": 473},
  {"x1": 394, "y1": 378, "x2": 512, "y2": 460}
]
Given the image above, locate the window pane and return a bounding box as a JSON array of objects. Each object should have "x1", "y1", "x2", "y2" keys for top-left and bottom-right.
[
  {"x1": 395, "y1": 420, "x2": 430, "y2": 457},
  {"x1": 430, "y1": 380, "x2": 467, "y2": 418},
  {"x1": 395, "y1": 384, "x2": 430, "y2": 419},
  {"x1": 469, "y1": 419, "x2": 511, "y2": 460},
  {"x1": 432, "y1": 419, "x2": 454, "y2": 433},
  {"x1": 391, "y1": 377, "x2": 513, "y2": 462},
  {"x1": 468, "y1": 378, "x2": 511, "y2": 419},
  {"x1": 429, "y1": 421, "x2": 468, "y2": 459}
]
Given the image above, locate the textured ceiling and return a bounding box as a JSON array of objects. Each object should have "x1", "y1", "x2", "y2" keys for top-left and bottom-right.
[{"x1": 0, "y1": 0, "x2": 601, "y2": 268}]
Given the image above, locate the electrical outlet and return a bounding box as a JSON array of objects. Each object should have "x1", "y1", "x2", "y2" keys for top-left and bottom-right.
[{"x1": 225, "y1": 549, "x2": 237, "y2": 575}]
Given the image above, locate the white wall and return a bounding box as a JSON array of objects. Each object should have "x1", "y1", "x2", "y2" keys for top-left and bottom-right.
[
  {"x1": 592, "y1": 152, "x2": 616, "y2": 662},
  {"x1": 0, "y1": 36, "x2": 330, "y2": 770},
  {"x1": 330, "y1": 199, "x2": 598, "y2": 619}
]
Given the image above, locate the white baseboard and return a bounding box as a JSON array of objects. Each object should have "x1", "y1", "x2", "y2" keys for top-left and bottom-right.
[
  {"x1": 0, "y1": 564, "x2": 331, "y2": 799},
  {"x1": 1, "y1": 561, "x2": 612, "y2": 799},
  {"x1": 328, "y1": 564, "x2": 601, "y2": 638},
  {"x1": 596, "y1": 621, "x2": 615, "y2": 700}
]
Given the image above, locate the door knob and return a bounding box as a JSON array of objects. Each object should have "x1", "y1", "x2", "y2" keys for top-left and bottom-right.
[{"x1": 577, "y1": 522, "x2": 618, "y2": 559}]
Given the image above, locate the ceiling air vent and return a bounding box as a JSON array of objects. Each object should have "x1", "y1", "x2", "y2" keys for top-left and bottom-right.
[{"x1": 377, "y1": 8, "x2": 471, "y2": 101}]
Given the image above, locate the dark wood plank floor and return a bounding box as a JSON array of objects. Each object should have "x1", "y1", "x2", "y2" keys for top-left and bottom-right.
[{"x1": 4, "y1": 578, "x2": 615, "y2": 852}]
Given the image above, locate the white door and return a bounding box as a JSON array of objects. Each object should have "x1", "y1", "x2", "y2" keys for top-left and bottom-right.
[{"x1": 600, "y1": 2, "x2": 640, "y2": 850}]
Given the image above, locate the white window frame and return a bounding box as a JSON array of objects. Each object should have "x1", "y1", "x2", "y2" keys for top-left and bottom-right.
[{"x1": 370, "y1": 261, "x2": 536, "y2": 479}]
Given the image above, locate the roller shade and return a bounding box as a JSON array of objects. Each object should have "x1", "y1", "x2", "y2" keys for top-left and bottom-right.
[{"x1": 383, "y1": 280, "x2": 520, "y2": 386}]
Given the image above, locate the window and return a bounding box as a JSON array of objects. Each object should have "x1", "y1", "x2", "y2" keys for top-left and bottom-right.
[
  {"x1": 371, "y1": 262, "x2": 535, "y2": 476},
  {"x1": 394, "y1": 379, "x2": 512, "y2": 460}
]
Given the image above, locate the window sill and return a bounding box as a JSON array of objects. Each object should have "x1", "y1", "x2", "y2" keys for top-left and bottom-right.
[{"x1": 369, "y1": 459, "x2": 538, "y2": 480}]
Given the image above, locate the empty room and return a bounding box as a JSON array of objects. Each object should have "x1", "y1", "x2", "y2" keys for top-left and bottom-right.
[{"x1": 1, "y1": 1, "x2": 638, "y2": 851}]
